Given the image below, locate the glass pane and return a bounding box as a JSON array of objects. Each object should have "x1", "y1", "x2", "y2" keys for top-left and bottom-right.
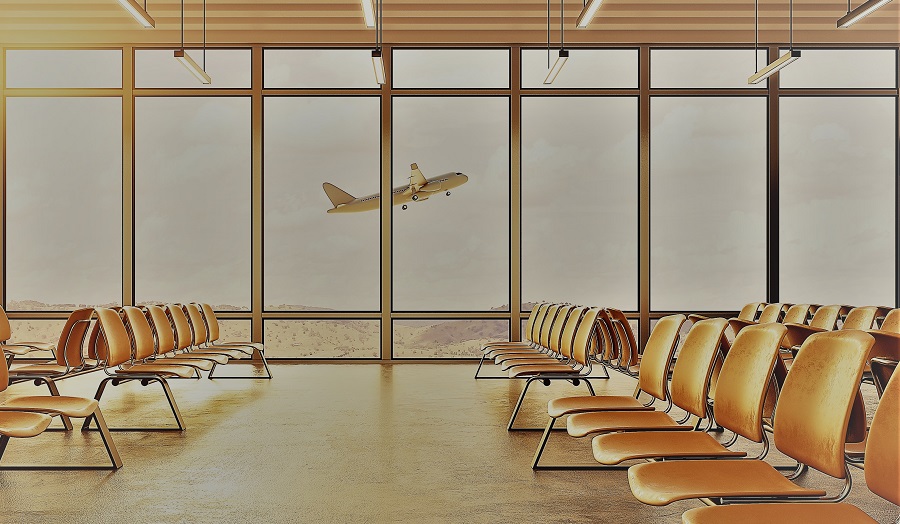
[
  {"x1": 392, "y1": 49, "x2": 509, "y2": 88},
  {"x1": 264, "y1": 97, "x2": 380, "y2": 311},
  {"x1": 219, "y1": 320, "x2": 252, "y2": 342},
  {"x1": 5, "y1": 50, "x2": 122, "y2": 88},
  {"x1": 8, "y1": 320, "x2": 66, "y2": 347},
  {"x1": 264, "y1": 49, "x2": 380, "y2": 88},
  {"x1": 135, "y1": 49, "x2": 251, "y2": 88},
  {"x1": 392, "y1": 97, "x2": 509, "y2": 311},
  {"x1": 779, "y1": 49, "x2": 897, "y2": 89},
  {"x1": 6, "y1": 97, "x2": 122, "y2": 310},
  {"x1": 651, "y1": 97, "x2": 767, "y2": 311},
  {"x1": 134, "y1": 97, "x2": 251, "y2": 308},
  {"x1": 522, "y1": 97, "x2": 638, "y2": 309},
  {"x1": 522, "y1": 49, "x2": 638, "y2": 88},
  {"x1": 264, "y1": 320, "x2": 380, "y2": 358},
  {"x1": 651, "y1": 49, "x2": 768, "y2": 88},
  {"x1": 393, "y1": 319, "x2": 508, "y2": 358},
  {"x1": 779, "y1": 97, "x2": 895, "y2": 306}
]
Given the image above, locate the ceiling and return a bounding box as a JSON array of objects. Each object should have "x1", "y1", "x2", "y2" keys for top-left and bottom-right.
[{"x1": 0, "y1": 0, "x2": 897, "y2": 46}]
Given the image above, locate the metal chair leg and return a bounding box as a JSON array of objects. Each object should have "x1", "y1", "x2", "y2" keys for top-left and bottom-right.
[
  {"x1": 91, "y1": 409, "x2": 123, "y2": 469},
  {"x1": 507, "y1": 377, "x2": 537, "y2": 431},
  {"x1": 532, "y1": 416, "x2": 558, "y2": 468},
  {"x1": 84, "y1": 376, "x2": 185, "y2": 431}
]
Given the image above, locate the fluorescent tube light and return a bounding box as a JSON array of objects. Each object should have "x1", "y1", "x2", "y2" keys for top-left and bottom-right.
[
  {"x1": 837, "y1": 0, "x2": 893, "y2": 27},
  {"x1": 116, "y1": 0, "x2": 155, "y2": 28},
  {"x1": 747, "y1": 49, "x2": 800, "y2": 84},
  {"x1": 372, "y1": 50, "x2": 385, "y2": 85},
  {"x1": 576, "y1": 0, "x2": 604, "y2": 28},
  {"x1": 174, "y1": 50, "x2": 212, "y2": 84},
  {"x1": 361, "y1": 0, "x2": 376, "y2": 28},
  {"x1": 543, "y1": 50, "x2": 569, "y2": 84}
]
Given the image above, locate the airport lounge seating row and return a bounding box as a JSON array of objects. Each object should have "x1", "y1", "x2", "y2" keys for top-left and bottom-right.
[{"x1": 0, "y1": 303, "x2": 270, "y2": 470}]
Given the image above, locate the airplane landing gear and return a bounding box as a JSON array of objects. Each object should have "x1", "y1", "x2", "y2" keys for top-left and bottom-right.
[
  {"x1": 446, "y1": 191, "x2": 451, "y2": 196},
  {"x1": 411, "y1": 194, "x2": 419, "y2": 201},
  {"x1": 402, "y1": 205, "x2": 408, "y2": 210}
]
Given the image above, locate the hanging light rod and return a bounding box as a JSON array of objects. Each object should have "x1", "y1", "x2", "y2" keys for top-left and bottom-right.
[
  {"x1": 372, "y1": 49, "x2": 386, "y2": 85},
  {"x1": 576, "y1": 0, "x2": 603, "y2": 28},
  {"x1": 544, "y1": 49, "x2": 569, "y2": 84},
  {"x1": 361, "y1": 0, "x2": 376, "y2": 28},
  {"x1": 748, "y1": 49, "x2": 800, "y2": 84},
  {"x1": 116, "y1": 0, "x2": 155, "y2": 28},
  {"x1": 175, "y1": 50, "x2": 211, "y2": 84},
  {"x1": 837, "y1": 0, "x2": 893, "y2": 27}
]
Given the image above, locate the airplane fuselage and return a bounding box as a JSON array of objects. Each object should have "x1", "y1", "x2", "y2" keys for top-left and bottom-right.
[{"x1": 326, "y1": 172, "x2": 468, "y2": 213}]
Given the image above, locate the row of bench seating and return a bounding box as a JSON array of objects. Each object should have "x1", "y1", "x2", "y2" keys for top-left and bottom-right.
[
  {"x1": 0, "y1": 303, "x2": 270, "y2": 469},
  {"x1": 478, "y1": 301, "x2": 900, "y2": 522}
]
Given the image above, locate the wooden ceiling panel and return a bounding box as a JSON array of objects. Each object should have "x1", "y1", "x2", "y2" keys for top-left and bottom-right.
[{"x1": 0, "y1": 0, "x2": 896, "y2": 45}]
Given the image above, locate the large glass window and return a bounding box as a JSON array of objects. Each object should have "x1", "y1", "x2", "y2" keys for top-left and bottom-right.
[
  {"x1": 264, "y1": 97, "x2": 381, "y2": 311},
  {"x1": 134, "y1": 97, "x2": 251, "y2": 309},
  {"x1": 521, "y1": 97, "x2": 638, "y2": 310},
  {"x1": 135, "y1": 49, "x2": 251, "y2": 88},
  {"x1": 264, "y1": 49, "x2": 381, "y2": 88},
  {"x1": 392, "y1": 49, "x2": 509, "y2": 88},
  {"x1": 778, "y1": 49, "x2": 897, "y2": 89},
  {"x1": 651, "y1": 49, "x2": 767, "y2": 89},
  {"x1": 650, "y1": 97, "x2": 768, "y2": 311},
  {"x1": 779, "y1": 97, "x2": 896, "y2": 306},
  {"x1": 521, "y1": 49, "x2": 638, "y2": 89},
  {"x1": 393, "y1": 319, "x2": 508, "y2": 358},
  {"x1": 5, "y1": 97, "x2": 122, "y2": 310},
  {"x1": 5, "y1": 50, "x2": 122, "y2": 88},
  {"x1": 392, "y1": 97, "x2": 510, "y2": 311},
  {"x1": 265, "y1": 320, "x2": 380, "y2": 358}
]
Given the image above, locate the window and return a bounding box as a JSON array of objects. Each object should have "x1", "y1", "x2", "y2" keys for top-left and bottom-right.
[
  {"x1": 264, "y1": 49, "x2": 380, "y2": 88},
  {"x1": 392, "y1": 97, "x2": 510, "y2": 311},
  {"x1": 264, "y1": 97, "x2": 381, "y2": 311},
  {"x1": 393, "y1": 319, "x2": 508, "y2": 358},
  {"x1": 135, "y1": 49, "x2": 252, "y2": 88},
  {"x1": 778, "y1": 49, "x2": 897, "y2": 89},
  {"x1": 5, "y1": 50, "x2": 122, "y2": 88},
  {"x1": 521, "y1": 96, "x2": 638, "y2": 309},
  {"x1": 5, "y1": 97, "x2": 122, "y2": 310},
  {"x1": 264, "y1": 320, "x2": 380, "y2": 358},
  {"x1": 392, "y1": 49, "x2": 509, "y2": 88},
  {"x1": 521, "y1": 49, "x2": 638, "y2": 89},
  {"x1": 779, "y1": 97, "x2": 896, "y2": 306},
  {"x1": 651, "y1": 97, "x2": 768, "y2": 311},
  {"x1": 651, "y1": 49, "x2": 768, "y2": 89},
  {"x1": 134, "y1": 97, "x2": 251, "y2": 308}
]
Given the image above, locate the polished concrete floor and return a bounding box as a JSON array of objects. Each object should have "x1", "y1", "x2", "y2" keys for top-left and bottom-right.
[{"x1": 1, "y1": 362, "x2": 898, "y2": 523}]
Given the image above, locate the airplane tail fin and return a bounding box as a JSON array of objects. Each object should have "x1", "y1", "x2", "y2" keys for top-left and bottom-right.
[
  {"x1": 409, "y1": 163, "x2": 427, "y2": 189},
  {"x1": 323, "y1": 183, "x2": 356, "y2": 208}
]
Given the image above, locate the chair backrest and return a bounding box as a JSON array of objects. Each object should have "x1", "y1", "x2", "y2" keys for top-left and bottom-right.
[
  {"x1": 841, "y1": 306, "x2": 878, "y2": 331},
  {"x1": 199, "y1": 303, "x2": 220, "y2": 342},
  {"x1": 866, "y1": 370, "x2": 900, "y2": 505},
  {"x1": 637, "y1": 314, "x2": 687, "y2": 401},
  {"x1": 781, "y1": 304, "x2": 811, "y2": 324},
  {"x1": 548, "y1": 305, "x2": 576, "y2": 356},
  {"x1": 165, "y1": 304, "x2": 193, "y2": 351},
  {"x1": 757, "y1": 303, "x2": 784, "y2": 324},
  {"x1": 738, "y1": 302, "x2": 763, "y2": 321},
  {"x1": 595, "y1": 310, "x2": 619, "y2": 362},
  {"x1": 555, "y1": 307, "x2": 585, "y2": 359},
  {"x1": 522, "y1": 303, "x2": 544, "y2": 343},
  {"x1": 146, "y1": 305, "x2": 177, "y2": 356},
  {"x1": 94, "y1": 307, "x2": 135, "y2": 368},
  {"x1": 881, "y1": 309, "x2": 900, "y2": 333},
  {"x1": 52, "y1": 308, "x2": 94, "y2": 368},
  {"x1": 0, "y1": 305, "x2": 11, "y2": 342},
  {"x1": 809, "y1": 304, "x2": 841, "y2": 330},
  {"x1": 608, "y1": 308, "x2": 639, "y2": 368},
  {"x1": 122, "y1": 306, "x2": 157, "y2": 361},
  {"x1": 538, "y1": 305, "x2": 563, "y2": 349},
  {"x1": 571, "y1": 308, "x2": 602, "y2": 366},
  {"x1": 184, "y1": 304, "x2": 209, "y2": 346},
  {"x1": 773, "y1": 330, "x2": 875, "y2": 479},
  {"x1": 668, "y1": 318, "x2": 729, "y2": 418},
  {"x1": 713, "y1": 323, "x2": 787, "y2": 442},
  {"x1": 0, "y1": 346, "x2": 8, "y2": 392}
]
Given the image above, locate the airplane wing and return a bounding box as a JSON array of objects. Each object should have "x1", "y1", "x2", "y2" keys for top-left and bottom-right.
[{"x1": 409, "y1": 163, "x2": 427, "y2": 189}]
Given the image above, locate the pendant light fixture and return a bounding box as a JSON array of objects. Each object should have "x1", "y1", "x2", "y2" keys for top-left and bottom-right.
[
  {"x1": 372, "y1": 0, "x2": 385, "y2": 84},
  {"x1": 116, "y1": 0, "x2": 155, "y2": 28},
  {"x1": 361, "y1": 0, "x2": 376, "y2": 28},
  {"x1": 544, "y1": 0, "x2": 568, "y2": 84},
  {"x1": 576, "y1": 0, "x2": 603, "y2": 28},
  {"x1": 175, "y1": 0, "x2": 212, "y2": 84},
  {"x1": 837, "y1": 0, "x2": 893, "y2": 27},
  {"x1": 748, "y1": 0, "x2": 800, "y2": 84}
]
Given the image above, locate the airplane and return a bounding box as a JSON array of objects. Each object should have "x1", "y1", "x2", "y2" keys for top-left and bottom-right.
[{"x1": 323, "y1": 163, "x2": 468, "y2": 213}]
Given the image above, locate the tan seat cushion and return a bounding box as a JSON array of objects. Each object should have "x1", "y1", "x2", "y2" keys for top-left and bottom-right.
[
  {"x1": 117, "y1": 364, "x2": 196, "y2": 379},
  {"x1": 191, "y1": 348, "x2": 246, "y2": 359},
  {"x1": 493, "y1": 350, "x2": 544, "y2": 361},
  {"x1": 548, "y1": 395, "x2": 651, "y2": 418},
  {"x1": 0, "y1": 411, "x2": 53, "y2": 438},
  {"x1": 592, "y1": 430, "x2": 745, "y2": 465},
  {"x1": 151, "y1": 358, "x2": 214, "y2": 371},
  {"x1": 682, "y1": 502, "x2": 876, "y2": 524},
  {"x1": 3, "y1": 395, "x2": 99, "y2": 418},
  {"x1": 500, "y1": 357, "x2": 561, "y2": 370},
  {"x1": 508, "y1": 363, "x2": 580, "y2": 378},
  {"x1": 2, "y1": 342, "x2": 56, "y2": 355},
  {"x1": 566, "y1": 410, "x2": 691, "y2": 438},
  {"x1": 8, "y1": 364, "x2": 68, "y2": 376},
  {"x1": 628, "y1": 459, "x2": 826, "y2": 506}
]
